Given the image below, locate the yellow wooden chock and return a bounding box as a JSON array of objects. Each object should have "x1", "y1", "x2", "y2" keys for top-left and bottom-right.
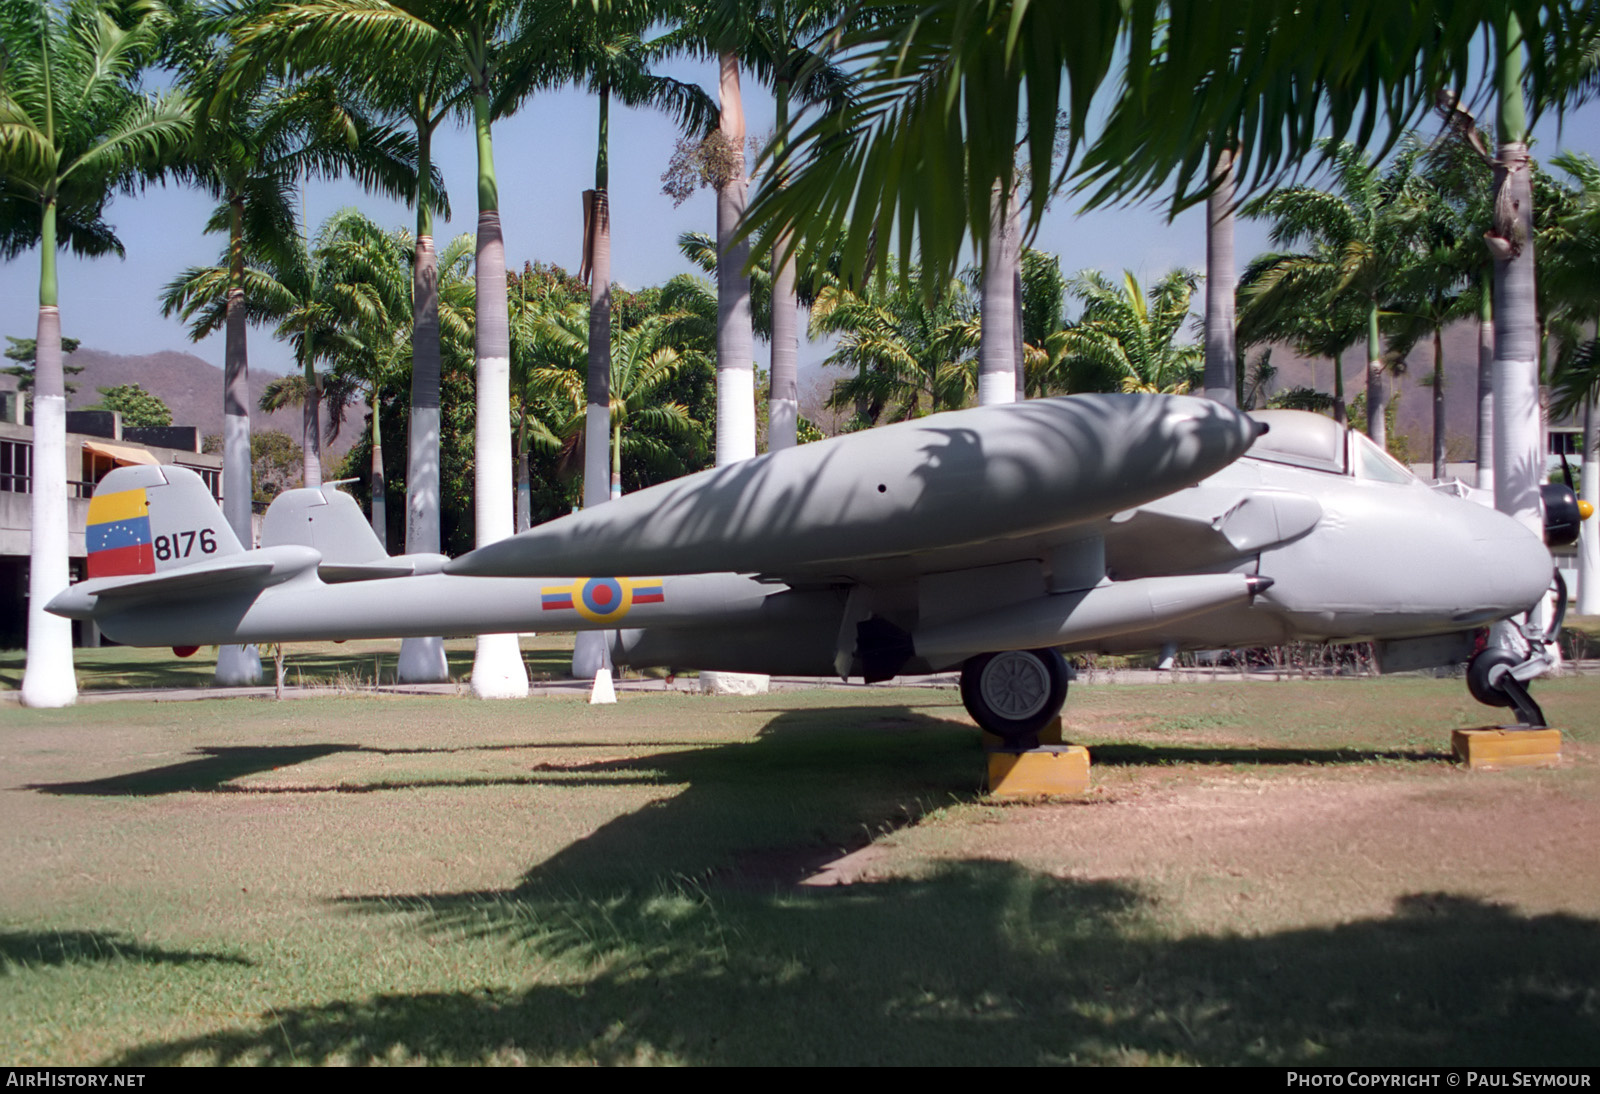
[
  {"x1": 1451, "y1": 728, "x2": 1562, "y2": 770},
  {"x1": 987, "y1": 743, "x2": 1091, "y2": 798}
]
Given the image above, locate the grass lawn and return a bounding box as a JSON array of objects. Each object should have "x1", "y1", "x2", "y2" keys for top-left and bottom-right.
[
  {"x1": 0, "y1": 636, "x2": 583, "y2": 693},
  {"x1": 2, "y1": 674, "x2": 1598, "y2": 1065}
]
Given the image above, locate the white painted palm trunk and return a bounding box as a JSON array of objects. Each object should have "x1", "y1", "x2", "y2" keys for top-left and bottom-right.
[
  {"x1": 1579, "y1": 399, "x2": 1599, "y2": 616},
  {"x1": 978, "y1": 188, "x2": 1018, "y2": 406},
  {"x1": 1491, "y1": 143, "x2": 1542, "y2": 542},
  {"x1": 573, "y1": 189, "x2": 614, "y2": 682},
  {"x1": 471, "y1": 208, "x2": 529, "y2": 699},
  {"x1": 1490, "y1": 140, "x2": 1544, "y2": 657},
  {"x1": 715, "y1": 177, "x2": 757, "y2": 465},
  {"x1": 218, "y1": 314, "x2": 261, "y2": 685},
  {"x1": 1203, "y1": 149, "x2": 1238, "y2": 406},
  {"x1": 1477, "y1": 304, "x2": 1495, "y2": 491},
  {"x1": 570, "y1": 398, "x2": 613, "y2": 677},
  {"x1": 1366, "y1": 358, "x2": 1387, "y2": 449},
  {"x1": 21, "y1": 384, "x2": 76, "y2": 708},
  {"x1": 516, "y1": 449, "x2": 531, "y2": 533},
  {"x1": 370, "y1": 453, "x2": 386, "y2": 550},
  {"x1": 704, "y1": 53, "x2": 766, "y2": 697},
  {"x1": 302, "y1": 386, "x2": 322, "y2": 490},
  {"x1": 768, "y1": 242, "x2": 799, "y2": 451},
  {"x1": 400, "y1": 233, "x2": 449, "y2": 683}
]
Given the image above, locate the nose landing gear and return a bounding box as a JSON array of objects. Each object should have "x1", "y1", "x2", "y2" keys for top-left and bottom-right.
[{"x1": 1465, "y1": 570, "x2": 1565, "y2": 729}]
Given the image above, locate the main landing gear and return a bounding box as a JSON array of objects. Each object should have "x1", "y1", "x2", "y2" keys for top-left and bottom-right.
[{"x1": 959, "y1": 648, "x2": 1070, "y2": 745}]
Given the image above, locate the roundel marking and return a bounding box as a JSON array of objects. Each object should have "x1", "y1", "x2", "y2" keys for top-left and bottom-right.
[{"x1": 578, "y1": 577, "x2": 628, "y2": 621}]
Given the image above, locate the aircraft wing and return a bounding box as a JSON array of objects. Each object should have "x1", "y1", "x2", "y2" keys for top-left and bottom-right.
[{"x1": 449, "y1": 393, "x2": 1264, "y2": 584}]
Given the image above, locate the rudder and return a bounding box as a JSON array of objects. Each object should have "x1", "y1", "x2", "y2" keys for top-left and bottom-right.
[
  {"x1": 86, "y1": 465, "x2": 242, "y2": 579},
  {"x1": 260, "y1": 486, "x2": 387, "y2": 564}
]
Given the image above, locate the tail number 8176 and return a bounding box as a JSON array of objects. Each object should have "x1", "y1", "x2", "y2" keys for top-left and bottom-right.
[{"x1": 154, "y1": 528, "x2": 218, "y2": 561}]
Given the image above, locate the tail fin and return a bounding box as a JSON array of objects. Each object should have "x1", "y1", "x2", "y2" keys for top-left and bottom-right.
[
  {"x1": 261, "y1": 486, "x2": 386, "y2": 563},
  {"x1": 86, "y1": 464, "x2": 242, "y2": 579}
]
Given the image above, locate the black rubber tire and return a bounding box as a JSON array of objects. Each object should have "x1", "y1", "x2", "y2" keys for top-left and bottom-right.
[
  {"x1": 1466, "y1": 647, "x2": 1520, "y2": 709},
  {"x1": 959, "y1": 648, "x2": 1070, "y2": 744}
]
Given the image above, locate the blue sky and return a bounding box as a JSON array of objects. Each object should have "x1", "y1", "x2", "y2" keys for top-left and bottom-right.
[{"x1": 4, "y1": 53, "x2": 1600, "y2": 384}]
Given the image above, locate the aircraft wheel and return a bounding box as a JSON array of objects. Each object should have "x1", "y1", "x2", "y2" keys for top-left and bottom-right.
[
  {"x1": 1466, "y1": 647, "x2": 1520, "y2": 709},
  {"x1": 960, "y1": 648, "x2": 1069, "y2": 744}
]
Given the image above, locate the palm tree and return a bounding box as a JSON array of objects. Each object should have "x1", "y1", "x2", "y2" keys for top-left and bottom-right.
[
  {"x1": 1385, "y1": 144, "x2": 1480, "y2": 480},
  {"x1": 811, "y1": 267, "x2": 979, "y2": 424},
  {"x1": 529, "y1": 308, "x2": 708, "y2": 492},
  {"x1": 1240, "y1": 141, "x2": 1434, "y2": 449},
  {"x1": 731, "y1": 0, "x2": 853, "y2": 441},
  {"x1": 1236, "y1": 245, "x2": 1368, "y2": 424},
  {"x1": 1, "y1": 0, "x2": 189, "y2": 708},
  {"x1": 1042, "y1": 270, "x2": 1203, "y2": 396},
  {"x1": 167, "y1": 9, "x2": 428, "y2": 685},
  {"x1": 230, "y1": 1, "x2": 473, "y2": 684},
  {"x1": 172, "y1": 3, "x2": 427, "y2": 531},
  {"x1": 519, "y1": 1, "x2": 716, "y2": 681},
  {"x1": 166, "y1": 209, "x2": 394, "y2": 487},
  {"x1": 313, "y1": 215, "x2": 417, "y2": 545},
  {"x1": 232, "y1": 0, "x2": 558, "y2": 698},
  {"x1": 522, "y1": 1, "x2": 713, "y2": 517}
]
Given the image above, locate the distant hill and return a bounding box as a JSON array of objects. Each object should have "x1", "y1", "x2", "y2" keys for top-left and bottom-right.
[{"x1": 64, "y1": 347, "x2": 357, "y2": 459}]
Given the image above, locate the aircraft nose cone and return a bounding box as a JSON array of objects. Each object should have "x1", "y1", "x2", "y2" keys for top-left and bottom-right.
[{"x1": 1464, "y1": 503, "x2": 1554, "y2": 621}]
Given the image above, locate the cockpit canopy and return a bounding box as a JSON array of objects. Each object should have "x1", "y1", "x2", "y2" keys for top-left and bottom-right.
[{"x1": 1245, "y1": 410, "x2": 1416, "y2": 484}]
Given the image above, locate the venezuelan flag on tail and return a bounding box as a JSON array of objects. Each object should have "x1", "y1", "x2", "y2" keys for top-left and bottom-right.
[{"x1": 86, "y1": 488, "x2": 154, "y2": 578}]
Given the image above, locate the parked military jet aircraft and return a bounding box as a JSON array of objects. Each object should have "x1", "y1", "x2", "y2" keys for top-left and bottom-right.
[{"x1": 49, "y1": 393, "x2": 1573, "y2": 738}]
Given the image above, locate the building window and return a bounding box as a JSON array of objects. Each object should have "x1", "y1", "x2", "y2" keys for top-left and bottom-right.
[
  {"x1": 0, "y1": 438, "x2": 30, "y2": 494},
  {"x1": 1549, "y1": 431, "x2": 1581, "y2": 457},
  {"x1": 180, "y1": 463, "x2": 223, "y2": 503}
]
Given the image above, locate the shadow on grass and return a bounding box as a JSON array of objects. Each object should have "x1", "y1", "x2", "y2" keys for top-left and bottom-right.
[
  {"x1": 0, "y1": 930, "x2": 251, "y2": 972},
  {"x1": 1086, "y1": 742, "x2": 1453, "y2": 766},
  {"x1": 92, "y1": 703, "x2": 1600, "y2": 1064},
  {"x1": 27, "y1": 745, "x2": 350, "y2": 796},
  {"x1": 109, "y1": 870, "x2": 1600, "y2": 1066},
  {"x1": 22, "y1": 729, "x2": 894, "y2": 797}
]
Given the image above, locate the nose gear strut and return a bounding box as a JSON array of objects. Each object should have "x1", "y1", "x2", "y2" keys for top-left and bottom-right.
[{"x1": 1464, "y1": 570, "x2": 1565, "y2": 729}]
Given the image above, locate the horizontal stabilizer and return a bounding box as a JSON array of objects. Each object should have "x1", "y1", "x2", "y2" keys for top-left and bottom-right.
[{"x1": 47, "y1": 546, "x2": 321, "y2": 619}]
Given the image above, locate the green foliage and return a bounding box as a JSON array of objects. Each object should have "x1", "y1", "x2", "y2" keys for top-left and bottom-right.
[
  {"x1": 1042, "y1": 269, "x2": 1202, "y2": 395},
  {"x1": 813, "y1": 265, "x2": 979, "y2": 426},
  {"x1": 1346, "y1": 392, "x2": 1409, "y2": 463},
  {"x1": 91, "y1": 383, "x2": 171, "y2": 427},
  {"x1": 744, "y1": 1, "x2": 1593, "y2": 294},
  {"x1": 0, "y1": 0, "x2": 189, "y2": 265},
  {"x1": 251, "y1": 428, "x2": 303, "y2": 505},
  {"x1": 3, "y1": 335, "x2": 82, "y2": 396}
]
